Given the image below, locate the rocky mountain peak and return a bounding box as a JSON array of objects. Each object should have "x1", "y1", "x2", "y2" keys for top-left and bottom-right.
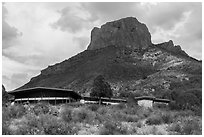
[
  {"x1": 157, "y1": 40, "x2": 189, "y2": 57},
  {"x1": 87, "y1": 17, "x2": 152, "y2": 50}
]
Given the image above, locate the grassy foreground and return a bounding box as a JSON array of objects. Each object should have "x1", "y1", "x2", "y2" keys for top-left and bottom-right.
[{"x1": 2, "y1": 102, "x2": 202, "y2": 135}]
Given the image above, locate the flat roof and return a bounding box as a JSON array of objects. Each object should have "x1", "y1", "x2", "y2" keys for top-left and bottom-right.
[{"x1": 134, "y1": 96, "x2": 170, "y2": 103}]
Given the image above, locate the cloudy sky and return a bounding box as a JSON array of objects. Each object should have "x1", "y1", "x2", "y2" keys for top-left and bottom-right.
[{"x1": 2, "y1": 2, "x2": 202, "y2": 91}]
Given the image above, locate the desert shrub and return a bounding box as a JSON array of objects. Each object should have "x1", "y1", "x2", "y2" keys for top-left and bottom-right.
[
  {"x1": 168, "y1": 122, "x2": 182, "y2": 134},
  {"x1": 97, "y1": 106, "x2": 109, "y2": 115},
  {"x1": 168, "y1": 117, "x2": 201, "y2": 135},
  {"x1": 2, "y1": 108, "x2": 11, "y2": 135},
  {"x1": 2, "y1": 107, "x2": 11, "y2": 122},
  {"x1": 67, "y1": 102, "x2": 83, "y2": 107},
  {"x1": 60, "y1": 107, "x2": 73, "y2": 122},
  {"x1": 169, "y1": 101, "x2": 180, "y2": 110},
  {"x1": 39, "y1": 114, "x2": 73, "y2": 135},
  {"x1": 115, "y1": 103, "x2": 126, "y2": 110},
  {"x1": 169, "y1": 88, "x2": 201, "y2": 113},
  {"x1": 2, "y1": 126, "x2": 11, "y2": 135},
  {"x1": 136, "y1": 121, "x2": 143, "y2": 128},
  {"x1": 123, "y1": 106, "x2": 138, "y2": 115},
  {"x1": 7, "y1": 104, "x2": 26, "y2": 119},
  {"x1": 94, "y1": 113, "x2": 110, "y2": 124},
  {"x1": 123, "y1": 115, "x2": 139, "y2": 122},
  {"x1": 174, "y1": 110, "x2": 195, "y2": 117},
  {"x1": 4, "y1": 113, "x2": 42, "y2": 135},
  {"x1": 49, "y1": 106, "x2": 59, "y2": 116},
  {"x1": 114, "y1": 112, "x2": 139, "y2": 122},
  {"x1": 161, "y1": 112, "x2": 173, "y2": 124},
  {"x1": 146, "y1": 115, "x2": 163, "y2": 125},
  {"x1": 87, "y1": 104, "x2": 99, "y2": 111},
  {"x1": 33, "y1": 103, "x2": 49, "y2": 116},
  {"x1": 9, "y1": 113, "x2": 76, "y2": 135},
  {"x1": 99, "y1": 121, "x2": 127, "y2": 135},
  {"x1": 72, "y1": 107, "x2": 95, "y2": 123},
  {"x1": 181, "y1": 118, "x2": 201, "y2": 135}
]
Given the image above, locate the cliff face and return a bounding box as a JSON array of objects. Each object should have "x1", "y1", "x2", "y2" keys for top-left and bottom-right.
[
  {"x1": 87, "y1": 17, "x2": 152, "y2": 50},
  {"x1": 17, "y1": 17, "x2": 201, "y2": 98}
]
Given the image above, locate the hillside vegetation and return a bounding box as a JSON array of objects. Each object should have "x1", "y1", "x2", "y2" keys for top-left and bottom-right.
[{"x1": 2, "y1": 102, "x2": 202, "y2": 135}]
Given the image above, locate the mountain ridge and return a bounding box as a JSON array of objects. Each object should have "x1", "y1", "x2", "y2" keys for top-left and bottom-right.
[{"x1": 16, "y1": 17, "x2": 201, "y2": 99}]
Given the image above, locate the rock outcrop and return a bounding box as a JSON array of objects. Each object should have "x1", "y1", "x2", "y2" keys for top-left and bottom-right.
[
  {"x1": 87, "y1": 17, "x2": 152, "y2": 50},
  {"x1": 157, "y1": 40, "x2": 189, "y2": 57}
]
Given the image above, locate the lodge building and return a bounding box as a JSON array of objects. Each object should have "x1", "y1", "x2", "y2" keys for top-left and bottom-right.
[
  {"x1": 8, "y1": 87, "x2": 82, "y2": 105},
  {"x1": 8, "y1": 87, "x2": 170, "y2": 107}
]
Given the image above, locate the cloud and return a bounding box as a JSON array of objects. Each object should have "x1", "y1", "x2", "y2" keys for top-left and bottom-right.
[
  {"x1": 81, "y1": 2, "x2": 144, "y2": 22},
  {"x1": 51, "y1": 3, "x2": 93, "y2": 33},
  {"x1": 2, "y1": 55, "x2": 41, "y2": 90},
  {"x1": 148, "y1": 3, "x2": 202, "y2": 59},
  {"x1": 2, "y1": 4, "x2": 22, "y2": 49},
  {"x1": 73, "y1": 36, "x2": 89, "y2": 49},
  {"x1": 3, "y1": 73, "x2": 28, "y2": 91}
]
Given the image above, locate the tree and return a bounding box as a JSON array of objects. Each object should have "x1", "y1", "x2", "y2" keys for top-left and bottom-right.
[
  {"x1": 2, "y1": 85, "x2": 9, "y2": 106},
  {"x1": 90, "y1": 75, "x2": 113, "y2": 99}
]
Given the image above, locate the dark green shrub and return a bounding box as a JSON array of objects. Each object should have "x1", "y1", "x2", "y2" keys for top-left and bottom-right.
[
  {"x1": 100, "y1": 121, "x2": 127, "y2": 135},
  {"x1": 60, "y1": 107, "x2": 73, "y2": 122},
  {"x1": 87, "y1": 104, "x2": 99, "y2": 111},
  {"x1": 33, "y1": 103, "x2": 49, "y2": 116},
  {"x1": 115, "y1": 103, "x2": 126, "y2": 110},
  {"x1": 181, "y1": 119, "x2": 201, "y2": 135},
  {"x1": 114, "y1": 112, "x2": 139, "y2": 122},
  {"x1": 136, "y1": 121, "x2": 143, "y2": 128},
  {"x1": 2, "y1": 122, "x2": 11, "y2": 135},
  {"x1": 161, "y1": 113, "x2": 173, "y2": 124},
  {"x1": 169, "y1": 123, "x2": 182, "y2": 134},
  {"x1": 97, "y1": 106, "x2": 109, "y2": 115},
  {"x1": 72, "y1": 108, "x2": 95, "y2": 123},
  {"x1": 39, "y1": 114, "x2": 73, "y2": 135},
  {"x1": 67, "y1": 102, "x2": 83, "y2": 107},
  {"x1": 168, "y1": 117, "x2": 201, "y2": 135},
  {"x1": 146, "y1": 115, "x2": 163, "y2": 125},
  {"x1": 8, "y1": 104, "x2": 26, "y2": 119}
]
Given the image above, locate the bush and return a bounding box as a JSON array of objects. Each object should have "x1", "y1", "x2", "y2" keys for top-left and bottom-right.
[
  {"x1": 33, "y1": 103, "x2": 49, "y2": 116},
  {"x1": 114, "y1": 112, "x2": 139, "y2": 122},
  {"x1": 168, "y1": 117, "x2": 201, "y2": 135},
  {"x1": 181, "y1": 119, "x2": 201, "y2": 135},
  {"x1": 116, "y1": 103, "x2": 127, "y2": 110},
  {"x1": 40, "y1": 114, "x2": 73, "y2": 135},
  {"x1": 60, "y1": 107, "x2": 73, "y2": 123},
  {"x1": 97, "y1": 106, "x2": 109, "y2": 115},
  {"x1": 99, "y1": 121, "x2": 127, "y2": 135},
  {"x1": 87, "y1": 104, "x2": 99, "y2": 111},
  {"x1": 72, "y1": 107, "x2": 95, "y2": 123},
  {"x1": 168, "y1": 123, "x2": 182, "y2": 134},
  {"x1": 2, "y1": 122, "x2": 11, "y2": 135},
  {"x1": 66, "y1": 102, "x2": 83, "y2": 107},
  {"x1": 8, "y1": 104, "x2": 26, "y2": 119},
  {"x1": 146, "y1": 115, "x2": 163, "y2": 125},
  {"x1": 161, "y1": 113, "x2": 173, "y2": 124}
]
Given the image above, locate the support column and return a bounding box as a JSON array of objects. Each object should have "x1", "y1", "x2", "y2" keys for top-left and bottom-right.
[{"x1": 55, "y1": 97, "x2": 56, "y2": 105}]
